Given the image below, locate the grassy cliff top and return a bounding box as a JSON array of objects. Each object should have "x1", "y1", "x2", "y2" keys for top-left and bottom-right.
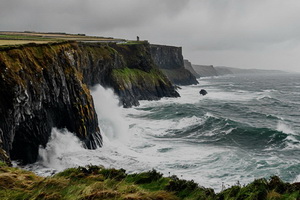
[
  {"x1": 0, "y1": 162, "x2": 299, "y2": 200},
  {"x1": 0, "y1": 31, "x2": 127, "y2": 46}
]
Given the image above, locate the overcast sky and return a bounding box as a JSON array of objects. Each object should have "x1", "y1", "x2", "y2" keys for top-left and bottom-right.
[{"x1": 1, "y1": 0, "x2": 300, "y2": 72}]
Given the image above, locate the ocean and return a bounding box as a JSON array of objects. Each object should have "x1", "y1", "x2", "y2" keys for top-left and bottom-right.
[{"x1": 22, "y1": 72, "x2": 300, "y2": 191}]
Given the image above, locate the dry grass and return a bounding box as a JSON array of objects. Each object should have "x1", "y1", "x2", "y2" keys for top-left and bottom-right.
[
  {"x1": 0, "y1": 31, "x2": 125, "y2": 46},
  {"x1": 0, "y1": 39, "x2": 51, "y2": 45}
]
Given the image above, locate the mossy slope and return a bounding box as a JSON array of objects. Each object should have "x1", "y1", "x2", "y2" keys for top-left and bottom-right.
[
  {"x1": 0, "y1": 41, "x2": 179, "y2": 164},
  {"x1": 79, "y1": 42, "x2": 180, "y2": 107}
]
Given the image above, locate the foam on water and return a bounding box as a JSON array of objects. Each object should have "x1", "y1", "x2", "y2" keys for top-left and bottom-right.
[
  {"x1": 91, "y1": 85, "x2": 129, "y2": 142},
  {"x1": 276, "y1": 121, "x2": 295, "y2": 135},
  {"x1": 38, "y1": 128, "x2": 86, "y2": 171},
  {"x1": 22, "y1": 75, "x2": 300, "y2": 192}
]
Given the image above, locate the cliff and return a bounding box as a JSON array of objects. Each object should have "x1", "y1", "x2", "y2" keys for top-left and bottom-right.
[
  {"x1": 79, "y1": 42, "x2": 179, "y2": 107},
  {"x1": 0, "y1": 41, "x2": 179, "y2": 164},
  {"x1": 0, "y1": 42, "x2": 102, "y2": 164},
  {"x1": 184, "y1": 59, "x2": 200, "y2": 78},
  {"x1": 215, "y1": 66, "x2": 285, "y2": 75},
  {"x1": 215, "y1": 66, "x2": 234, "y2": 76},
  {"x1": 150, "y1": 45, "x2": 198, "y2": 85},
  {"x1": 192, "y1": 64, "x2": 218, "y2": 77}
]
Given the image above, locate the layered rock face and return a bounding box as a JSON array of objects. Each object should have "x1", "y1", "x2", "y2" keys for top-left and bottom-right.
[
  {"x1": 184, "y1": 59, "x2": 200, "y2": 78},
  {"x1": 0, "y1": 42, "x2": 101, "y2": 164},
  {"x1": 0, "y1": 41, "x2": 179, "y2": 164},
  {"x1": 150, "y1": 45, "x2": 198, "y2": 85},
  {"x1": 192, "y1": 64, "x2": 218, "y2": 77},
  {"x1": 79, "y1": 42, "x2": 179, "y2": 107}
]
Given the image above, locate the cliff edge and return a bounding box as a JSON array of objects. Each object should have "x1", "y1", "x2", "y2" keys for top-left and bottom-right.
[
  {"x1": 0, "y1": 41, "x2": 179, "y2": 164},
  {"x1": 192, "y1": 64, "x2": 218, "y2": 77},
  {"x1": 184, "y1": 59, "x2": 200, "y2": 78},
  {"x1": 150, "y1": 45, "x2": 198, "y2": 85}
]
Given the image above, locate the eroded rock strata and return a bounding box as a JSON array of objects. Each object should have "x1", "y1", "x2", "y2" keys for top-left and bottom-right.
[
  {"x1": 150, "y1": 44, "x2": 198, "y2": 85},
  {"x1": 192, "y1": 64, "x2": 218, "y2": 77},
  {"x1": 184, "y1": 59, "x2": 200, "y2": 78},
  {"x1": 0, "y1": 41, "x2": 179, "y2": 164}
]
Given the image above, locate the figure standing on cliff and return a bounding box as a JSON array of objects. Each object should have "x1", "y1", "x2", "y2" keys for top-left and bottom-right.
[{"x1": 137, "y1": 36, "x2": 139, "y2": 41}]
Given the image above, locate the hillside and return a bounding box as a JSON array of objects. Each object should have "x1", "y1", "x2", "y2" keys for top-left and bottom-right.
[
  {"x1": 215, "y1": 66, "x2": 286, "y2": 75},
  {"x1": 192, "y1": 64, "x2": 218, "y2": 77},
  {"x1": 0, "y1": 163, "x2": 299, "y2": 200}
]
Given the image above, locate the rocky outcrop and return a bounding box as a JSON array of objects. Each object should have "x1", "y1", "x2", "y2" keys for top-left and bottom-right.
[
  {"x1": 0, "y1": 41, "x2": 179, "y2": 164},
  {"x1": 0, "y1": 42, "x2": 102, "y2": 164},
  {"x1": 150, "y1": 45, "x2": 198, "y2": 85},
  {"x1": 184, "y1": 59, "x2": 200, "y2": 78},
  {"x1": 192, "y1": 65, "x2": 218, "y2": 77},
  {"x1": 79, "y1": 42, "x2": 179, "y2": 107}
]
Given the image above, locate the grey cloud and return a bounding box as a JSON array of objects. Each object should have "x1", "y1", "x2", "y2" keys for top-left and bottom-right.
[
  {"x1": 1, "y1": 0, "x2": 300, "y2": 72},
  {"x1": 0, "y1": 0, "x2": 190, "y2": 33}
]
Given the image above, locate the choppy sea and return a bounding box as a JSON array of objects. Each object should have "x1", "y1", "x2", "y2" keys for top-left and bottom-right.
[{"x1": 22, "y1": 72, "x2": 300, "y2": 191}]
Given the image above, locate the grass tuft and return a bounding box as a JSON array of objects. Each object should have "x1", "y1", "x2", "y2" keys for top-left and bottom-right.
[{"x1": 0, "y1": 164, "x2": 298, "y2": 200}]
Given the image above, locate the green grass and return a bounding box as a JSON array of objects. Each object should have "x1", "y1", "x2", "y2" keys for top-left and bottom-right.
[
  {"x1": 0, "y1": 34, "x2": 52, "y2": 40},
  {"x1": 0, "y1": 163, "x2": 298, "y2": 200},
  {"x1": 111, "y1": 67, "x2": 168, "y2": 90}
]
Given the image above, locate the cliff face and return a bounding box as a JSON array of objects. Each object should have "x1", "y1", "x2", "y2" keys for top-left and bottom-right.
[
  {"x1": 79, "y1": 42, "x2": 179, "y2": 107},
  {"x1": 0, "y1": 42, "x2": 102, "y2": 164},
  {"x1": 150, "y1": 45, "x2": 198, "y2": 85},
  {"x1": 192, "y1": 64, "x2": 218, "y2": 77},
  {"x1": 184, "y1": 59, "x2": 200, "y2": 78},
  {"x1": 0, "y1": 41, "x2": 179, "y2": 164}
]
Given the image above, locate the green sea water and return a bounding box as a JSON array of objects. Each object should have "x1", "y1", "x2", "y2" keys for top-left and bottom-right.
[{"x1": 26, "y1": 72, "x2": 300, "y2": 191}]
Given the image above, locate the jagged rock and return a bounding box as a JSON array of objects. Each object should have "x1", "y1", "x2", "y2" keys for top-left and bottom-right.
[
  {"x1": 79, "y1": 42, "x2": 180, "y2": 107},
  {"x1": 0, "y1": 41, "x2": 180, "y2": 163},
  {"x1": 0, "y1": 42, "x2": 101, "y2": 163},
  {"x1": 150, "y1": 45, "x2": 198, "y2": 85},
  {"x1": 199, "y1": 89, "x2": 207, "y2": 96},
  {"x1": 184, "y1": 59, "x2": 200, "y2": 78}
]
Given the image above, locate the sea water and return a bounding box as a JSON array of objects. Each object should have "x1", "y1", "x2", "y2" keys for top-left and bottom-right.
[{"x1": 23, "y1": 72, "x2": 300, "y2": 191}]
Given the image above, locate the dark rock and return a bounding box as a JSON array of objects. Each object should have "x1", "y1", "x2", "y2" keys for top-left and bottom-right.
[
  {"x1": 78, "y1": 42, "x2": 180, "y2": 107},
  {"x1": 199, "y1": 89, "x2": 207, "y2": 96},
  {"x1": 150, "y1": 45, "x2": 198, "y2": 85},
  {"x1": 0, "y1": 41, "x2": 180, "y2": 163},
  {"x1": 0, "y1": 42, "x2": 101, "y2": 164},
  {"x1": 184, "y1": 59, "x2": 200, "y2": 78}
]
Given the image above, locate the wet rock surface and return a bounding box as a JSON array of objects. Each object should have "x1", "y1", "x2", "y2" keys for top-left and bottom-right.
[{"x1": 0, "y1": 41, "x2": 180, "y2": 163}]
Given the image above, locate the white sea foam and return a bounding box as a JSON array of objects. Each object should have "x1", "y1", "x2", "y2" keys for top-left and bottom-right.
[
  {"x1": 91, "y1": 85, "x2": 129, "y2": 142},
  {"x1": 294, "y1": 174, "x2": 300, "y2": 182},
  {"x1": 38, "y1": 128, "x2": 86, "y2": 171},
  {"x1": 276, "y1": 121, "x2": 295, "y2": 135},
  {"x1": 22, "y1": 75, "x2": 300, "y2": 192}
]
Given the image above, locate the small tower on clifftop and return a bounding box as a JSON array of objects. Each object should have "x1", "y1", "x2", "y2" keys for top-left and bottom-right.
[{"x1": 137, "y1": 36, "x2": 140, "y2": 41}]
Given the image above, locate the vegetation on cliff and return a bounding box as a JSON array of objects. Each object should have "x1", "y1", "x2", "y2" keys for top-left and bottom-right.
[
  {"x1": 0, "y1": 31, "x2": 124, "y2": 46},
  {"x1": 0, "y1": 162, "x2": 298, "y2": 200},
  {"x1": 0, "y1": 42, "x2": 102, "y2": 164},
  {"x1": 150, "y1": 44, "x2": 198, "y2": 85},
  {"x1": 0, "y1": 40, "x2": 179, "y2": 164}
]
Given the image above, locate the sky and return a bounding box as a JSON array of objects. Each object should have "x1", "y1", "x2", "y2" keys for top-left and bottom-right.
[{"x1": 1, "y1": 0, "x2": 300, "y2": 72}]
